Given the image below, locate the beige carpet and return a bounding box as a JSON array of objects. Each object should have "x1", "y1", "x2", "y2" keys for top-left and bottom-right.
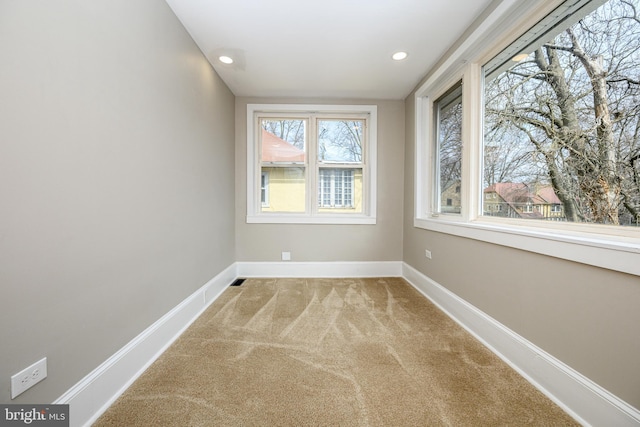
[{"x1": 94, "y1": 278, "x2": 578, "y2": 426}]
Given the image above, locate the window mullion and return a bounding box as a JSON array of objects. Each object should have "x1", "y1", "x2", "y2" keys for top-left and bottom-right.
[
  {"x1": 255, "y1": 116, "x2": 263, "y2": 213},
  {"x1": 432, "y1": 100, "x2": 442, "y2": 215},
  {"x1": 309, "y1": 115, "x2": 318, "y2": 216},
  {"x1": 462, "y1": 62, "x2": 483, "y2": 222}
]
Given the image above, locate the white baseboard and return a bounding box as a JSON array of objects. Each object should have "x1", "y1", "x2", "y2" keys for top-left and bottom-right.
[
  {"x1": 54, "y1": 260, "x2": 639, "y2": 427},
  {"x1": 52, "y1": 261, "x2": 399, "y2": 426},
  {"x1": 402, "y1": 262, "x2": 640, "y2": 427},
  {"x1": 54, "y1": 263, "x2": 237, "y2": 427},
  {"x1": 237, "y1": 261, "x2": 403, "y2": 278}
]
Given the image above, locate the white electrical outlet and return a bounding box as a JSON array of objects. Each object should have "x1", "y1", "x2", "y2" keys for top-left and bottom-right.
[
  {"x1": 425, "y1": 249, "x2": 432, "y2": 259},
  {"x1": 281, "y1": 251, "x2": 291, "y2": 261},
  {"x1": 11, "y1": 357, "x2": 47, "y2": 399}
]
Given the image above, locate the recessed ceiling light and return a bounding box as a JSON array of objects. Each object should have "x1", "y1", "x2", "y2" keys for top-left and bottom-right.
[
  {"x1": 511, "y1": 53, "x2": 529, "y2": 62},
  {"x1": 392, "y1": 51, "x2": 408, "y2": 61},
  {"x1": 219, "y1": 55, "x2": 234, "y2": 64}
]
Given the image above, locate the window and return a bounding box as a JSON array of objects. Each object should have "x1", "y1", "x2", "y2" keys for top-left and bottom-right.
[
  {"x1": 247, "y1": 104, "x2": 377, "y2": 224},
  {"x1": 482, "y1": 0, "x2": 640, "y2": 227},
  {"x1": 415, "y1": 0, "x2": 640, "y2": 277},
  {"x1": 434, "y1": 82, "x2": 463, "y2": 215}
]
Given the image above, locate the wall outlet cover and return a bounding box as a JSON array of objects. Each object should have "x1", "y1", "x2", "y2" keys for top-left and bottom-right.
[{"x1": 11, "y1": 357, "x2": 47, "y2": 399}]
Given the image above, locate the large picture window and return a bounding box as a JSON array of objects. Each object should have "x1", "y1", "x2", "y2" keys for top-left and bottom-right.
[
  {"x1": 415, "y1": 0, "x2": 640, "y2": 276},
  {"x1": 247, "y1": 104, "x2": 376, "y2": 224},
  {"x1": 483, "y1": 0, "x2": 640, "y2": 227}
]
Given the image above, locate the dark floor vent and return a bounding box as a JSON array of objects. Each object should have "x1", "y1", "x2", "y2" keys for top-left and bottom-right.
[{"x1": 230, "y1": 278, "x2": 246, "y2": 287}]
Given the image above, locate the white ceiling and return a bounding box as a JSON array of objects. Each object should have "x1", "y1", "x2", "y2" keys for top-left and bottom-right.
[{"x1": 164, "y1": 0, "x2": 495, "y2": 100}]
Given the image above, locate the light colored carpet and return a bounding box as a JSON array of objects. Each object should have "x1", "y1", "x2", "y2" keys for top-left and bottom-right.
[{"x1": 94, "y1": 277, "x2": 579, "y2": 426}]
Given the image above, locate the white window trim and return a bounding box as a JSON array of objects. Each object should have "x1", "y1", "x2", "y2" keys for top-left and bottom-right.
[
  {"x1": 414, "y1": 0, "x2": 640, "y2": 277},
  {"x1": 247, "y1": 104, "x2": 377, "y2": 225}
]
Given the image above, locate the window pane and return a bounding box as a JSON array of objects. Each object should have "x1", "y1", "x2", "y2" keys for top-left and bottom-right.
[
  {"x1": 260, "y1": 119, "x2": 306, "y2": 213},
  {"x1": 261, "y1": 119, "x2": 306, "y2": 163},
  {"x1": 483, "y1": 0, "x2": 640, "y2": 226},
  {"x1": 318, "y1": 168, "x2": 361, "y2": 213},
  {"x1": 318, "y1": 120, "x2": 363, "y2": 163},
  {"x1": 435, "y1": 82, "x2": 463, "y2": 214},
  {"x1": 260, "y1": 166, "x2": 306, "y2": 213}
]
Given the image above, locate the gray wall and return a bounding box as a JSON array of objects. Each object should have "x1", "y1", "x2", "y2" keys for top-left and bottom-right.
[
  {"x1": 0, "y1": 1, "x2": 235, "y2": 404},
  {"x1": 403, "y1": 82, "x2": 640, "y2": 408},
  {"x1": 235, "y1": 97, "x2": 404, "y2": 262}
]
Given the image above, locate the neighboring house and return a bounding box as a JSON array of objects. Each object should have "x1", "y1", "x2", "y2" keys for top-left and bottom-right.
[
  {"x1": 260, "y1": 129, "x2": 363, "y2": 213},
  {"x1": 317, "y1": 167, "x2": 363, "y2": 214},
  {"x1": 441, "y1": 180, "x2": 462, "y2": 214},
  {"x1": 484, "y1": 182, "x2": 565, "y2": 220}
]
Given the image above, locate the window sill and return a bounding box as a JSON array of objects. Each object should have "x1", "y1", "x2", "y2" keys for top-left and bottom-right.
[
  {"x1": 248, "y1": 214, "x2": 376, "y2": 225},
  {"x1": 414, "y1": 217, "x2": 640, "y2": 277}
]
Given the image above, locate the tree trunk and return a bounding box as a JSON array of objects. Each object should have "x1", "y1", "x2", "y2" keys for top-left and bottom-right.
[
  {"x1": 534, "y1": 47, "x2": 583, "y2": 222},
  {"x1": 567, "y1": 29, "x2": 620, "y2": 224}
]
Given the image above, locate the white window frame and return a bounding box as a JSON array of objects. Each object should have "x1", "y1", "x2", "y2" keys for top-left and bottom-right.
[
  {"x1": 247, "y1": 104, "x2": 377, "y2": 224},
  {"x1": 414, "y1": 0, "x2": 640, "y2": 277},
  {"x1": 433, "y1": 81, "x2": 464, "y2": 217}
]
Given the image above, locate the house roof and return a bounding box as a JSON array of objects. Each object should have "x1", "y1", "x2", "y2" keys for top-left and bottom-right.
[
  {"x1": 261, "y1": 129, "x2": 305, "y2": 163},
  {"x1": 534, "y1": 185, "x2": 562, "y2": 204},
  {"x1": 485, "y1": 183, "x2": 530, "y2": 203},
  {"x1": 484, "y1": 182, "x2": 562, "y2": 219},
  {"x1": 485, "y1": 182, "x2": 561, "y2": 204}
]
